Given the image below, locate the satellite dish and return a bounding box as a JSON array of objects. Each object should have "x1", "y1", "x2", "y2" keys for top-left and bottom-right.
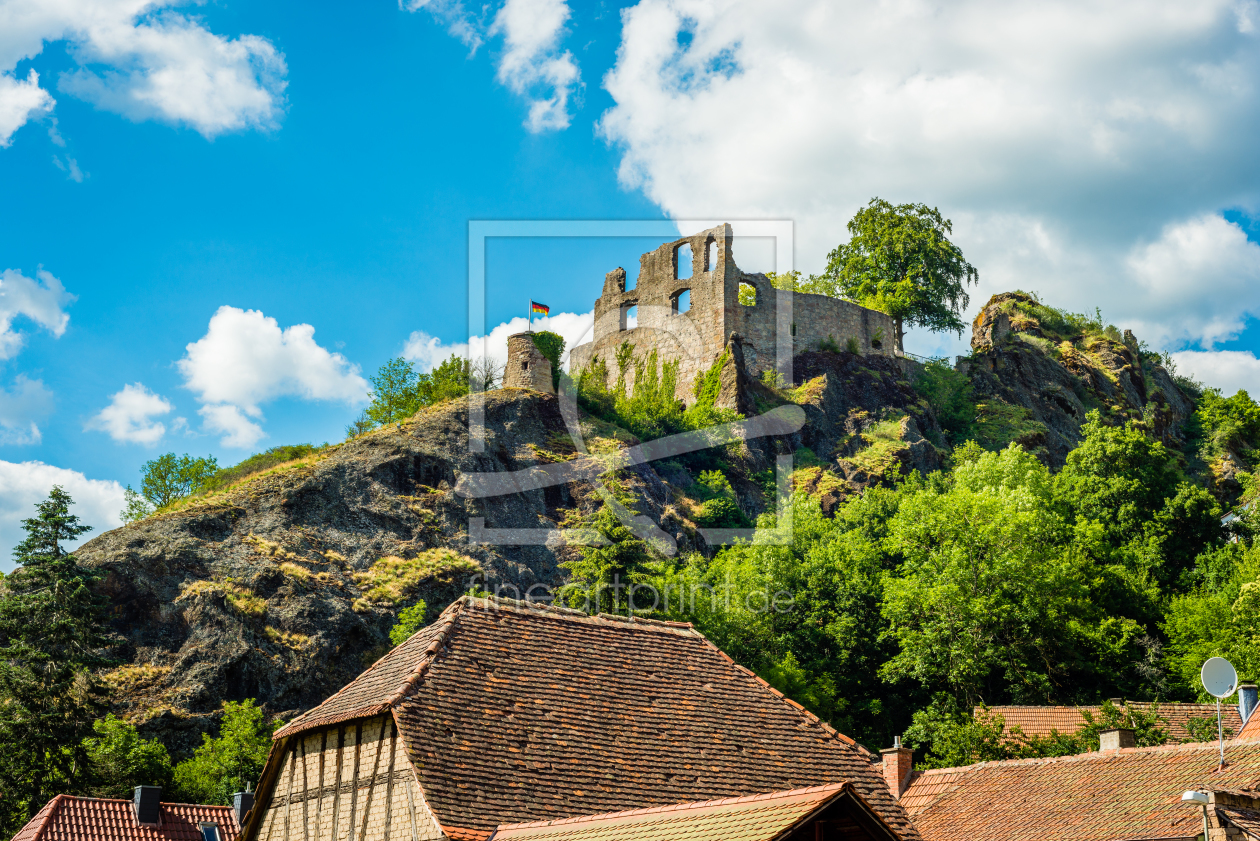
[{"x1": 1202, "y1": 657, "x2": 1239, "y2": 699}]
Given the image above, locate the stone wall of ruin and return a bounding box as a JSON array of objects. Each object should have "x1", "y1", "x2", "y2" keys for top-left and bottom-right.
[
  {"x1": 503, "y1": 333, "x2": 555, "y2": 394},
  {"x1": 568, "y1": 224, "x2": 897, "y2": 403}
]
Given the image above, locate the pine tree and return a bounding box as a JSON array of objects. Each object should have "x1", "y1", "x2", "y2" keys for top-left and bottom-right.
[{"x1": 0, "y1": 486, "x2": 112, "y2": 832}]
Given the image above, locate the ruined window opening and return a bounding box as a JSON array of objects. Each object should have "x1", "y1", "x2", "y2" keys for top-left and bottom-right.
[
  {"x1": 621, "y1": 303, "x2": 638, "y2": 330},
  {"x1": 673, "y1": 289, "x2": 691, "y2": 314},
  {"x1": 521, "y1": 361, "x2": 528, "y2": 371},
  {"x1": 790, "y1": 322, "x2": 797, "y2": 336},
  {"x1": 625, "y1": 269, "x2": 636, "y2": 291},
  {"x1": 738, "y1": 282, "x2": 757, "y2": 306},
  {"x1": 675, "y1": 243, "x2": 693, "y2": 280},
  {"x1": 705, "y1": 239, "x2": 716, "y2": 271}
]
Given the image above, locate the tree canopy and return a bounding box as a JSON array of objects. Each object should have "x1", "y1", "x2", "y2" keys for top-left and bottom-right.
[
  {"x1": 0, "y1": 488, "x2": 113, "y2": 830},
  {"x1": 819, "y1": 198, "x2": 978, "y2": 351},
  {"x1": 140, "y1": 453, "x2": 220, "y2": 508}
]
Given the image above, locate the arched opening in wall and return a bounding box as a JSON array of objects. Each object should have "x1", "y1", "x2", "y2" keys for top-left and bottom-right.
[
  {"x1": 676, "y1": 243, "x2": 693, "y2": 280},
  {"x1": 738, "y1": 282, "x2": 757, "y2": 306},
  {"x1": 705, "y1": 238, "x2": 716, "y2": 272},
  {"x1": 672, "y1": 289, "x2": 691, "y2": 314},
  {"x1": 621, "y1": 303, "x2": 638, "y2": 330}
]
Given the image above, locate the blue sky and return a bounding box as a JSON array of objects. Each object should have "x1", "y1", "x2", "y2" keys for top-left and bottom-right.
[{"x1": 1, "y1": 0, "x2": 1259, "y2": 563}]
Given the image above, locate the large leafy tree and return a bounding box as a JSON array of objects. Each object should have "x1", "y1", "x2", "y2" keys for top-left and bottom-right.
[
  {"x1": 820, "y1": 198, "x2": 978, "y2": 351},
  {"x1": 82, "y1": 715, "x2": 173, "y2": 798},
  {"x1": 0, "y1": 487, "x2": 113, "y2": 832},
  {"x1": 141, "y1": 453, "x2": 220, "y2": 508},
  {"x1": 173, "y1": 700, "x2": 279, "y2": 805}
]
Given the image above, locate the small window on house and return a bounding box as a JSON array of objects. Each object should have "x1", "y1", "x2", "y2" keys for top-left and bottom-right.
[
  {"x1": 738, "y1": 282, "x2": 757, "y2": 306},
  {"x1": 676, "y1": 243, "x2": 693, "y2": 280},
  {"x1": 705, "y1": 239, "x2": 716, "y2": 271},
  {"x1": 199, "y1": 825, "x2": 220, "y2": 841},
  {"x1": 673, "y1": 289, "x2": 691, "y2": 314}
]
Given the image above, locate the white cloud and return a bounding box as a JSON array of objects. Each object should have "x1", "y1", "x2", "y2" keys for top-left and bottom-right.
[
  {"x1": 1170, "y1": 350, "x2": 1260, "y2": 397},
  {"x1": 403, "y1": 309, "x2": 595, "y2": 373},
  {"x1": 0, "y1": 0, "x2": 286, "y2": 144},
  {"x1": 599, "y1": 0, "x2": 1260, "y2": 354},
  {"x1": 0, "y1": 460, "x2": 125, "y2": 572},
  {"x1": 403, "y1": 0, "x2": 580, "y2": 132},
  {"x1": 489, "y1": 0, "x2": 581, "y2": 131},
  {"x1": 0, "y1": 375, "x2": 53, "y2": 445},
  {"x1": 0, "y1": 69, "x2": 53, "y2": 147},
  {"x1": 178, "y1": 306, "x2": 368, "y2": 447},
  {"x1": 198, "y1": 403, "x2": 263, "y2": 449},
  {"x1": 0, "y1": 268, "x2": 74, "y2": 359},
  {"x1": 85, "y1": 382, "x2": 172, "y2": 445}
]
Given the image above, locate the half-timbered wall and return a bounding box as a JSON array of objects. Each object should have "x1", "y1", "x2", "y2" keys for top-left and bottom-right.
[{"x1": 256, "y1": 716, "x2": 444, "y2": 841}]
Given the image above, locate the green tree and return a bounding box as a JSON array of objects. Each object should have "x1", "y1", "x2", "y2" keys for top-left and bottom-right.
[
  {"x1": 880, "y1": 445, "x2": 1143, "y2": 708},
  {"x1": 421, "y1": 354, "x2": 471, "y2": 405},
  {"x1": 390, "y1": 600, "x2": 429, "y2": 646},
  {"x1": 365, "y1": 357, "x2": 423, "y2": 426},
  {"x1": 141, "y1": 453, "x2": 220, "y2": 508},
  {"x1": 83, "y1": 714, "x2": 172, "y2": 798},
  {"x1": 820, "y1": 198, "x2": 978, "y2": 351},
  {"x1": 120, "y1": 485, "x2": 154, "y2": 524},
  {"x1": 172, "y1": 700, "x2": 278, "y2": 806},
  {"x1": 0, "y1": 487, "x2": 113, "y2": 831}
]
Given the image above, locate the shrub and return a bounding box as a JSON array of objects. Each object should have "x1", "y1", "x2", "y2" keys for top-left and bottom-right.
[
  {"x1": 820, "y1": 334, "x2": 842, "y2": 353},
  {"x1": 390, "y1": 600, "x2": 429, "y2": 646},
  {"x1": 914, "y1": 360, "x2": 976, "y2": 445},
  {"x1": 172, "y1": 700, "x2": 279, "y2": 806},
  {"x1": 530, "y1": 331, "x2": 566, "y2": 390}
]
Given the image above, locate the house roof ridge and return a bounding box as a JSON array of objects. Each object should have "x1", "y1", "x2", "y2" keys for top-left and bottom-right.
[
  {"x1": 22, "y1": 793, "x2": 67, "y2": 841},
  {"x1": 460, "y1": 594, "x2": 698, "y2": 632},
  {"x1": 910, "y1": 736, "x2": 1260, "y2": 776},
  {"x1": 494, "y1": 782, "x2": 853, "y2": 831}
]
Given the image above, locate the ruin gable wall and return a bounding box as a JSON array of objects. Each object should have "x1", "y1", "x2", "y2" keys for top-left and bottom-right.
[{"x1": 568, "y1": 224, "x2": 898, "y2": 403}]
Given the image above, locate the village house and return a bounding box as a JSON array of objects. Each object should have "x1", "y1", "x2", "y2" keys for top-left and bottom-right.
[
  {"x1": 10, "y1": 786, "x2": 246, "y2": 841},
  {"x1": 236, "y1": 596, "x2": 920, "y2": 841},
  {"x1": 894, "y1": 732, "x2": 1260, "y2": 841}
]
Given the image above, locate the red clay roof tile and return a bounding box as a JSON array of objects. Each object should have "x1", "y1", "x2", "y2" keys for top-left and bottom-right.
[
  {"x1": 979, "y1": 703, "x2": 1243, "y2": 743},
  {"x1": 10, "y1": 795, "x2": 239, "y2": 841},
  {"x1": 902, "y1": 738, "x2": 1260, "y2": 841},
  {"x1": 271, "y1": 596, "x2": 918, "y2": 839},
  {"x1": 489, "y1": 783, "x2": 854, "y2": 841}
]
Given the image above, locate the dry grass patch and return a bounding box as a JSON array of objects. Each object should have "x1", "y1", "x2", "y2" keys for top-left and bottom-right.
[
  {"x1": 264, "y1": 627, "x2": 313, "y2": 649},
  {"x1": 103, "y1": 664, "x2": 171, "y2": 692},
  {"x1": 353, "y1": 548, "x2": 480, "y2": 606},
  {"x1": 278, "y1": 561, "x2": 312, "y2": 582}
]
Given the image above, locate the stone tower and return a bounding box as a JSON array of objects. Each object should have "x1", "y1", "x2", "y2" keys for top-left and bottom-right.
[{"x1": 503, "y1": 333, "x2": 554, "y2": 393}]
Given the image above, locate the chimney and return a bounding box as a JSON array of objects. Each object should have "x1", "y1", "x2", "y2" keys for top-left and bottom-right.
[
  {"x1": 1099, "y1": 728, "x2": 1136, "y2": 751},
  {"x1": 132, "y1": 786, "x2": 162, "y2": 827},
  {"x1": 1241, "y1": 684, "x2": 1258, "y2": 724},
  {"x1": 881, "y1": 737, "x2": 914, "y2": 798},
  {"x1": 233, "y1": 790, "x2": 255, "y2": 825}
]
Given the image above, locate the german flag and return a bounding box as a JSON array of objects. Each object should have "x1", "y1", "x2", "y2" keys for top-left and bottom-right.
[{"x1": 530, "y1": 300, "x2": 550, "y2": 317}]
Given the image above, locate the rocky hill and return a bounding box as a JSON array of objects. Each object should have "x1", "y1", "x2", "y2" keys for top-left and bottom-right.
[{"x1": 77, "y1": 292, "x2": 1205, "y2": 756}]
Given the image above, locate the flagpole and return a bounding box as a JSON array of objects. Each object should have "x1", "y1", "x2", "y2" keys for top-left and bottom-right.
[{"x1": 527, "y1": 299, "x2": 531, "y2": 332}]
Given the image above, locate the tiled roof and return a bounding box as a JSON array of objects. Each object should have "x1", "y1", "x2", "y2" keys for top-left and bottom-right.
[
  {"x1": 1239, "y1": 711, "x2": 1260, "y2": 741},
  {"x1": 488, "y1": 783, "x2": 856, "y2": 841},
  {"x1": 901, "y1": 739, "x2": 1260, "y2": 841},
  {"x1": 979, "y1": 703, "x2": 1243, "y2": 742},
  {"x1": 276, "y1": 596, "x2": 918, "y2": 839},
  {"x1": 10, "y1": 795, "x2": 239, "y2": 841}
]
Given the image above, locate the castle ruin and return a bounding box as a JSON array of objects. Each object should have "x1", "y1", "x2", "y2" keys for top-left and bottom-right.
[{"x1": 567, "y1": 223, "x2": 898, "y2": 402}]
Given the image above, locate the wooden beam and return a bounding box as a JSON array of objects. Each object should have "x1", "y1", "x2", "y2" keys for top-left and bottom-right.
[
  {"x1": 316, "y1": 731, "x2": 327, "y2": 839},
  {"x1": 383, "y1": 720, "x2": 398, "y2": 841},
  {"x1": 346, "y1": 723, "x2": 362, "y2": 841},
  {"x1": 357, "y1": 718, "x2": 389, "y2": 841},
  {"x1": 330, "y1": 727, "x2": 344, "y2": 841}
]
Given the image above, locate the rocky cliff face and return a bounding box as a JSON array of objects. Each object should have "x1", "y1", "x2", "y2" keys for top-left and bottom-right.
[
  {"x1": 963, "y1": 292, "x2": 1196, "y2": 467},
  {"x1": 80, "y1": 299, "x2": 1199, "y2": 753}
]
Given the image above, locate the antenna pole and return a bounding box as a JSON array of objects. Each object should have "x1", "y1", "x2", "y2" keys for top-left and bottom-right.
[{"x1": 1219, "y1": 697, "x2": 1225, "y2": 767}]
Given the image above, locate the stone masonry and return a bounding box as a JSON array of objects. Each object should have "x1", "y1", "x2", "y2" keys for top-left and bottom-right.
[
  {"x1": 503, "y1": 332, "x2": 554, "y2": 393},
  {"x1": 567, "y1": 223, "x2": 897, "y2": 403}
]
